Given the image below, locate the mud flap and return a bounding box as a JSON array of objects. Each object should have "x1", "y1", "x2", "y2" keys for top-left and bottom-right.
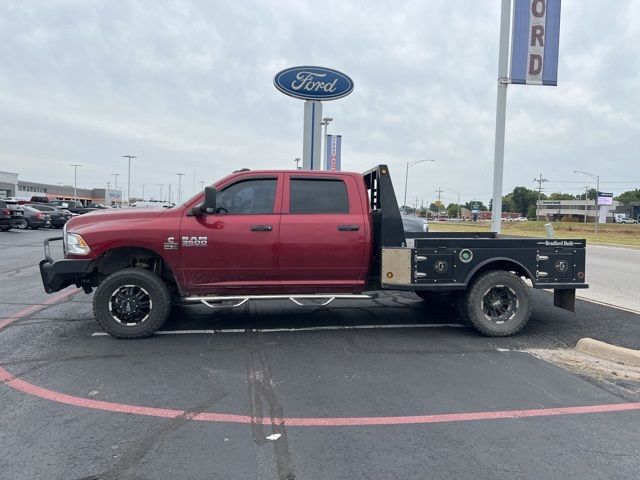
[{"x1": 554, "y1": 288, "x2": 576, "y2": 312}]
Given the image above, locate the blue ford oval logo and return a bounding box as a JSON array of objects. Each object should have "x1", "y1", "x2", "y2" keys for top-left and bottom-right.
[{"x1": 274, "y1": 66, "x2": 354, "y2": 101}]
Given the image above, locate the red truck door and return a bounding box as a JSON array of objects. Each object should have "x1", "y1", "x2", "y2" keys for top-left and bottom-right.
[
  {"x1": 278, "y1": 173, "x2": 370, "y2": 292},
  {"x1": 179, "y1": 174, "x2": 283, "y2": 294}
]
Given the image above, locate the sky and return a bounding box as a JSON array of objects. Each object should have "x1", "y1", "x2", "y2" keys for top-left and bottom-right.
[{"x1": 1, "y1": 0, "x2": 639, "y2": 207}]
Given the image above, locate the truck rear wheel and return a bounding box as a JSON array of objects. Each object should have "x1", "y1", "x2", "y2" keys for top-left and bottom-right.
[
  {"x1": 462, "y1": 270, "x2": 532, "y2": 337},
  {"x1": 93, "y1": 268, "x2": 171, "y2": 339}
]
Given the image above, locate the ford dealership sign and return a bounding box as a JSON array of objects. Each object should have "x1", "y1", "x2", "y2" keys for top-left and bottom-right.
[{"x1": 274, "y1": 66, "x2": 354, "y2": 101}]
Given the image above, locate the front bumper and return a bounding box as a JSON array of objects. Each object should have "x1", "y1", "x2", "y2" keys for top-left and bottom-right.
[{"x1": 39, "y1": 237, "x2": 92, "y2": 293}]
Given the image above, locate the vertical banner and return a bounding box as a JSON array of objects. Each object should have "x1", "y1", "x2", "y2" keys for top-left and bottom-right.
[
  {"x1": 511, "y1": 0, "x2": 561, "y2": 86},
  {"x1": 324, "y1": 135, "x2": 342, "y2": 171}
]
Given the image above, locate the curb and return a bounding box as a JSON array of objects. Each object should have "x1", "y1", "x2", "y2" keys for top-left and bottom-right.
[{"x1": 576, "y1": 338, "x2": 640, "y2": 368}]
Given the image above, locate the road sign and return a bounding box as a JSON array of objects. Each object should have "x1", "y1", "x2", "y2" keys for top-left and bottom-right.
[
  {"x1": 511, "y1": 0, "x2": 562, "y2": 86},
  {"x1": 597, "y1": 192, "x2": 613, "y2": 206}
]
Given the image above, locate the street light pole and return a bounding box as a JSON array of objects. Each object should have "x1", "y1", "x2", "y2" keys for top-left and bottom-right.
[
  {"x1": 294, "y1": 157, "x2": 301, "y2": 170},
  {"x1": 69, "y1": 164, "x2": 82, "y2": 202},
  {"x1": 141, "y1": 184, "x2": 146, "y2": 200},
  {"x1": 199, "y1": 181, "x2": 206, "y2": 190},
  {"x1": 320, "y1": 117, "x2": 333, "y2": 169},
  {"x1": 403, "y1": 160, "x2": 435, "y2": 213},
  {"x1": 122, "y1": 155, "x2": 137, "y2": 206},
  {"x1": 158, "y1": 184, "x2": 164, "y2": 202},
  {"x1": 447, "y1": 189, "x2": 461, "y2": 220},
  {"x1": 111, "y1": 173, "x2": 120, "y2": 205},
  {"x1": 175, "y1": 173, "x2": 185, "y2": 203},
  {"x1": 574, "y1": 170, "x2": 600, "y2": 233}
]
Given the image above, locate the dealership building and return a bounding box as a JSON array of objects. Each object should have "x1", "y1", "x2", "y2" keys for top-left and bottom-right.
[
  {"x1": 536, "y1": 199, "x2": 620, "y2": 222},
  {"x1": 0, "y1": 170, "x2": 122, "y2": 205}
]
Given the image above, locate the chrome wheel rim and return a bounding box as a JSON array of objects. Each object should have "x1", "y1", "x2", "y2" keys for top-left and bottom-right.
[
  {"x1": 108, "y1": 285, "x2": 152, "y2": 326},
  {"x1": 481, "y1": 285, "x2": 518, "y2": 324}
]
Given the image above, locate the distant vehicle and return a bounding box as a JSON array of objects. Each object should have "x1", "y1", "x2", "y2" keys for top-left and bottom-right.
[
  {"x1": 619, "y1": 217, "x2": 638, "y2": 224},
  {"x1": 515, "y1": 217, "x2": 528, "y2": 222},
  {"x1": 5, "y1": 200, "x2": 27, "y2": 229},
  {"x1": 48, "y1": 200, "x2": 108, "y2": 215},
  {"x1": 0, "y1": 200, "x2": 12, "y2": 231},
  {"x1": 20, "y1": 205, "x2": 52, "y2": 229},
  {"x1": 129, "y1": 200, "x2": 175, "y2": 209},
  {"x1": 30, "y1": 196, "x2": 49, "y2": 203},
  {"x1": 28, "y1": 203, "x2": 73, "y2": 228},
  {"x1": 401, "y1": 215, "x2": 429, "y2": 232}
]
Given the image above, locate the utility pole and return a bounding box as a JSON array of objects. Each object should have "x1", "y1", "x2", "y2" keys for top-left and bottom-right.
[
  {"x1": 532, "y1": 173, "x2": 548, "y2": 221},
  {"x1": 168, "y1": 184, "x2": 172, "y2": 204},
  {"x1": 122, "y1": 155, "x2": 137, "y2": 206},
  {"x1": 175, "y1": 173, "x2": 185, "y2": 203},
  {"x1": 69, "y1": 164, "x2": 82, "y2": 202},
  {"x1": 574, "y1": 170, "x2": 600, "y2": 233}
]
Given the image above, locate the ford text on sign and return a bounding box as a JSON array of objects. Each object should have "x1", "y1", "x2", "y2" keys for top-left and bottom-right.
[
  {"x1": 511, "y1": 0, "x2": 561, "y2": 86},
  {"x1": 274, "y1": 66, "x2": 354, "y2": 101}
]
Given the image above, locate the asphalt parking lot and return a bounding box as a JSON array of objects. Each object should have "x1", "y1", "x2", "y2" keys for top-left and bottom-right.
[{"x1": 1, "y1": 229, "x2": 640, "y2": 480}]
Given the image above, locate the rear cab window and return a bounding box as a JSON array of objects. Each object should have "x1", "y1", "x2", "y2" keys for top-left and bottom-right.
[{"x1": 289, "y1": 178, "x2": 349, "y2": 214}]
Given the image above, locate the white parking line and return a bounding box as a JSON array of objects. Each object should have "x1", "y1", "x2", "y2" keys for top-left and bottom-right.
[{"x1": 91, "y1": 323, "x2": 466, "y2": 336}]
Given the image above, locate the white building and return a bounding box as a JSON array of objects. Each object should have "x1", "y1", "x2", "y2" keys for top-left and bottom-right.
[
  {"x1": 536, "y1": 199, "x2": 619, "y2": 223},
  {"x1": 0, "y1": 171, "x2": 19, "y2": 199}
]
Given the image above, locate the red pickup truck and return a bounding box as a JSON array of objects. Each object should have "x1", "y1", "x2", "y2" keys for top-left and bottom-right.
[{"x1": 40, "y1": 165, "x2": 587, "y2": 338}]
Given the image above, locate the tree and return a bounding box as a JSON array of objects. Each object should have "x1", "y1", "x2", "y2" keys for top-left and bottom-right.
[
  {"x1": 615, "y1": 189, "x2": 640, "y2": 205},
  {"x1": 446, "y1": 203, "x2": 460, "y2": 217},
  {"x1": 464, "y1": 201, "x2": 488, "y2": 212},
  {"x1": 510, "y1": 187, "x2": 539, "y2": 216},
  {"x1": 549, "y1": 192, "x2": 576, "y2": 200}
]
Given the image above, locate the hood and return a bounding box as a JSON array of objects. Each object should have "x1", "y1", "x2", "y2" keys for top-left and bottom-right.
[{"x1": 65, "y1": 207, "x2": 168, "y2": 232}]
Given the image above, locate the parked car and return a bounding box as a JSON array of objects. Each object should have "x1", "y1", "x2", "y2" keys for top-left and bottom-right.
[
  {"x1": 48, "y1": 200, "x2": 109, "y2": 215},
  {"x1": 0, "y1": 200, "x2": 12, "y2": 231},
  {"x1": 5, "y1": 201, "x2": 27, "y2": 229},
  {"x1": 129, "y1": 200, "x2": 175, "y2": 209},
  {"x1": 20, "y1": 205, "x2": 52, "y2": 229},
  {"x1": 28, "y1": 203, "x2": 73, "y2": 228},
  {"x1": 401, "y1": 215, "x2": 429, "y2": 232},
  {"x1": 619, "y1": 217, "x2": 638, "y2": 224}
]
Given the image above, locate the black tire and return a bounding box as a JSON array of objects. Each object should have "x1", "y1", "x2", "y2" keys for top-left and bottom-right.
[
  {"x1": 461, "y1": 270, "x2": 532, "y2": 337},
  {"x1": 15, "y1": 220, "x2": 27, "y2": 230},
  {"x1": 93, "y1": 268, "x2": 171, "y2": 339}
]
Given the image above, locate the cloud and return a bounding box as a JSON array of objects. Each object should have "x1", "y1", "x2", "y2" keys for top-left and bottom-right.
[{"x1": 0, "y1": 0, "x2": 638, "y2": 202}]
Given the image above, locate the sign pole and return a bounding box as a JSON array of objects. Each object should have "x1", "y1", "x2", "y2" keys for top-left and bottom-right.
[
  {"x1": 302, "y1": 100, "x2": 323, "y2": 170},
  {"x1": 491, "y1": 0, "x2": 512, "y2": 234}
]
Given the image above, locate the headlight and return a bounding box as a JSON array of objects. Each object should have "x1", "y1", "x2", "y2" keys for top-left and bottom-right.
[{"x1": 65, "y1": 232, "x2": 91, "y2": 255}]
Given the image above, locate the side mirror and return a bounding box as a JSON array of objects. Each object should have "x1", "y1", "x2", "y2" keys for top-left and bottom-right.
[{"x1": 203, "y1": 186, "x2": 217, "y2": 214}]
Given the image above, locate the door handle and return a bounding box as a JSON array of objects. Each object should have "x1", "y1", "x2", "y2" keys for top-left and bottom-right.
[
  {"x1": 337, "y1": 225, "x2": 360, "y2": 231},
  {"x1": 250, "y1": 225, "x2": 273, "y2": 231}
]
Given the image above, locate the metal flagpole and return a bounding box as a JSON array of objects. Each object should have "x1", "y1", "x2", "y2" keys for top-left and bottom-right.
[{"x1": 490, "y1": 0, "x2": 512, "y2": 234}]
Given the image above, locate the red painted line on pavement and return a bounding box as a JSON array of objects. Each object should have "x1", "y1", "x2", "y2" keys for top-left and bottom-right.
[
  {"x1": 1, "y1": 287, "x2": 640, "y2": 427},
  {"x1": 0, "y1": 288, "x2": 80, "y2": 331}
]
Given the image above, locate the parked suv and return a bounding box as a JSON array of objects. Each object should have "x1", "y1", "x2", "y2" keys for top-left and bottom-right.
[
  {"x1": 619, "y1": 217, "x2": 638, "y2": 224},
  {"x1": 48, "y1": 200, "x2": 109, "y2": 215}
]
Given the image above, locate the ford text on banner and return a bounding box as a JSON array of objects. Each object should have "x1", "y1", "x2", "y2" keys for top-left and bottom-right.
[
  {"x1": 324, "y1": 135, "x2": 342, "y2": 171},
  {"x1": 511, "y1": 0, "x2": 561, "y2": 86}
]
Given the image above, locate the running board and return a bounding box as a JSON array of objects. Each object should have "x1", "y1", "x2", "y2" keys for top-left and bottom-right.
[{"x1": 184, "y1": 294, "x2": 373, "y2": 308}]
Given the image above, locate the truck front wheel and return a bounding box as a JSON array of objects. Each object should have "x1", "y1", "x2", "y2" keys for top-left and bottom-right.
[
  {"x1": 462, "y1": 270, "x2": 532, "y2": 337},
  {"x1": 93, "y1": 268, "x2": 171, "y2": 339}
]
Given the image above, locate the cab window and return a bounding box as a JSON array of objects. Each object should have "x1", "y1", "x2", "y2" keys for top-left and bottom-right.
[
  {"x1": 289, "y1": 178, "x2": 349, "y2": 213},
  {"x1": 216, "y1": 178, "x2": 277, "y2": 214}
]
